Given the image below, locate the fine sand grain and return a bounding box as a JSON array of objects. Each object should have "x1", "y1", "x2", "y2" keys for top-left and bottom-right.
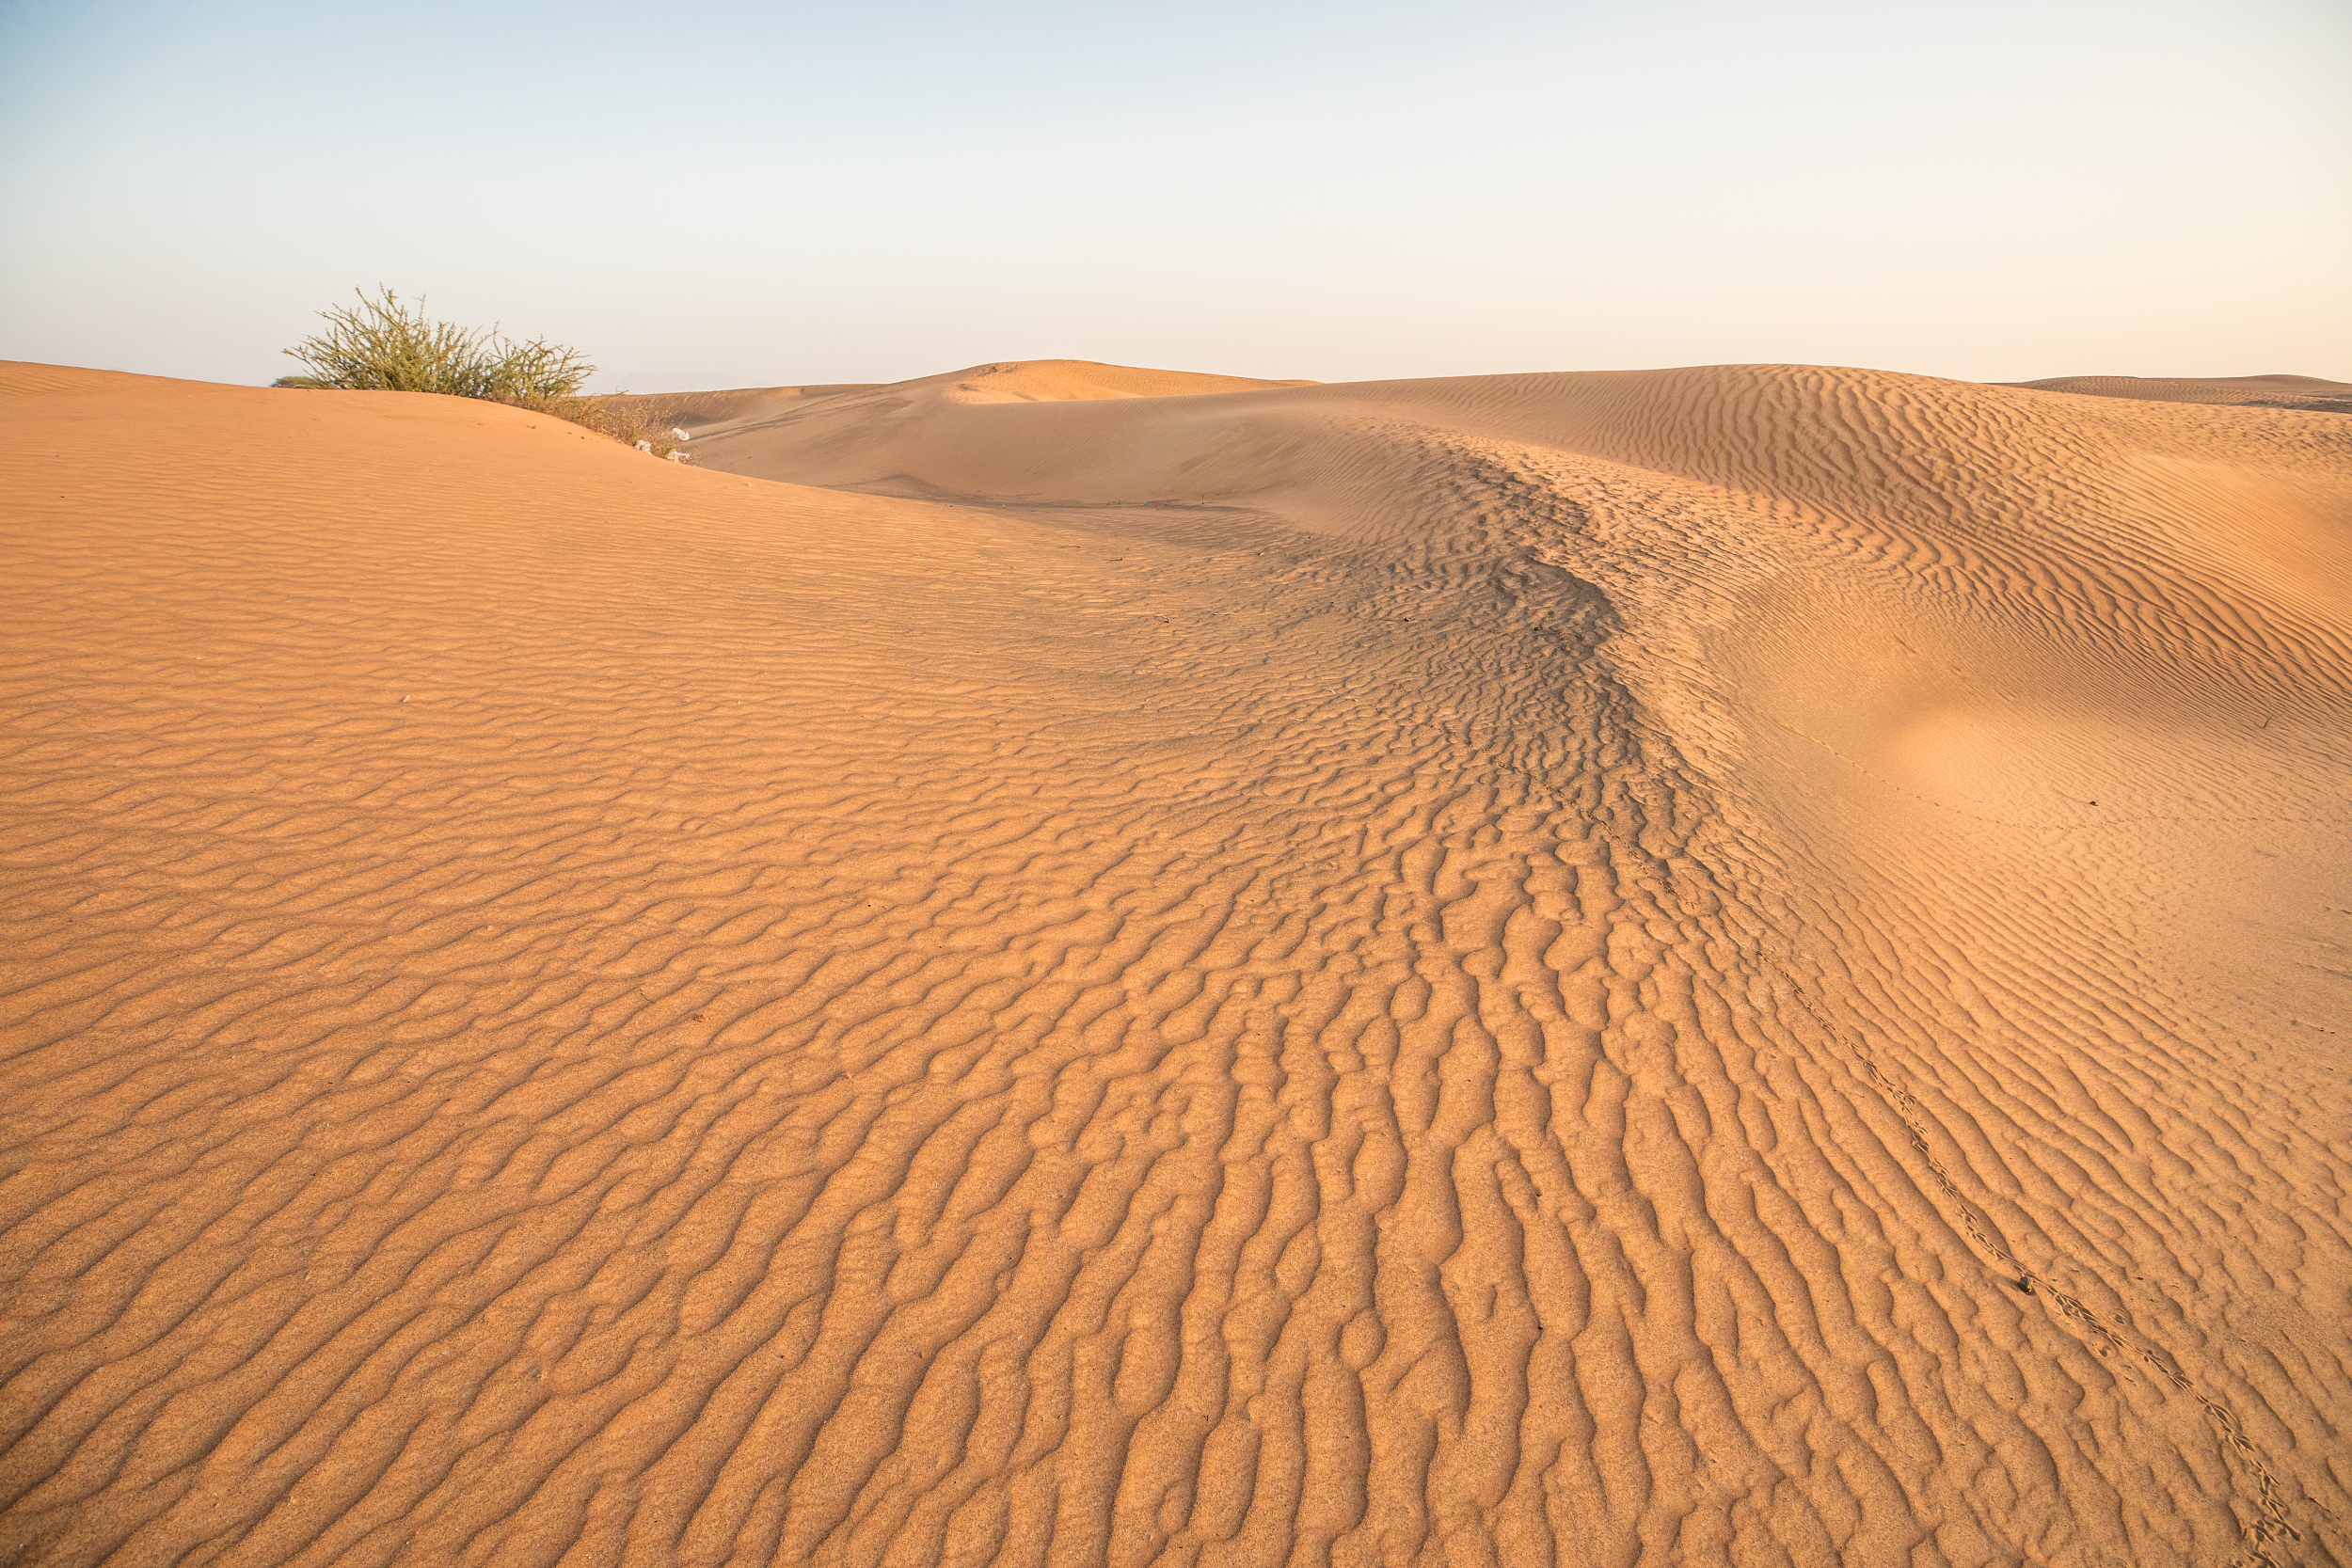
[{"x1": 2, "y1": 357, "x2": 2347, "y2": 1567}]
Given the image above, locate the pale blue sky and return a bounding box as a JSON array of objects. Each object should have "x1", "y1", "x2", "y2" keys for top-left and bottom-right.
[{"x1": 2, "y1": 0, "x2": 2344, "y2": 390}]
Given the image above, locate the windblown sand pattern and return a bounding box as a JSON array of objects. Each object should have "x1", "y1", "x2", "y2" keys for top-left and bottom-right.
[{"x1": 3, "y1": 358, "x2": 2347, "y2": 1567}]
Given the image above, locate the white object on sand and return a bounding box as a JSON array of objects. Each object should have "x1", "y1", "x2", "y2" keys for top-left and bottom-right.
[
  {"x1": 635, "y1": 439, "x2": 654, "y2": 452},
  {"x1": 670, "y1": 428, "x2": 691, "y2": 442},
  {"x1": 667, "y1": 450, "x2": 693, "y2": 463}
]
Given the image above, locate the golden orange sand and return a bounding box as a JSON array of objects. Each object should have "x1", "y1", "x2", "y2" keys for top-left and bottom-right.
[{"x1": 2, "y1": 358, "x2": 2347, "y2": 1567}]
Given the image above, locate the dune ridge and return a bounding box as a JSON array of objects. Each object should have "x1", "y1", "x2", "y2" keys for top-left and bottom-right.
[
  {"x1": 2008, "y1": 374, "x2": 2352, "y2": 417},
  {"x1": 2, "y1": 357, "x2": 2347, "y2": 1567}
]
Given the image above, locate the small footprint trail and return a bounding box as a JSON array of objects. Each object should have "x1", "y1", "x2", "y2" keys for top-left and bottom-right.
[{"x1": 1, "y1": 359, "x2": 2347, "y2": 1567}]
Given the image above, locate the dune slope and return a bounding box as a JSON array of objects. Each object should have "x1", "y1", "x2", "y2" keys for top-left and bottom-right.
[{"x1": 2, "y1": 359, "x2": 2348, "y2": 1568}]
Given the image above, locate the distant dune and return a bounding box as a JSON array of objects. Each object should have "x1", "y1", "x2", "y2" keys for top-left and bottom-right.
[
  {"x1": 3, "y1": 356, "x2": 2347, "y2": 1567},
  {"x1": 602, "y1": 364, "x2": 1317, "y2": 436},
  {"x1": 2007, "y1": 372, "x2": 2352, "y2": 415}
]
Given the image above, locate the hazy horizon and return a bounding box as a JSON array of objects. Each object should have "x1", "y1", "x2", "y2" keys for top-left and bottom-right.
[{"x1": 3, "y1": 0, "x2": 2345, "y2": 392}]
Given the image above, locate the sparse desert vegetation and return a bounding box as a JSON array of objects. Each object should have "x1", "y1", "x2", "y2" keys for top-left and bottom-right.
[{"x1": 275, "y1": 288, "x2": 683, "y2": 456}]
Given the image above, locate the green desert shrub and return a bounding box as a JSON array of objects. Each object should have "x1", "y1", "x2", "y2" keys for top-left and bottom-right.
[
  {"x1": 276, "y1": 287, "x2": 594, "y2": 401},
  {"x1": 274, "y1": 288, "x2": 681, "y2": 454}
]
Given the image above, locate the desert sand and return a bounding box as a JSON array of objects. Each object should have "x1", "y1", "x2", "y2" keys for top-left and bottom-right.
[{"x1": 3, "y1": 356, "x2": 2348, "y2": 1567}]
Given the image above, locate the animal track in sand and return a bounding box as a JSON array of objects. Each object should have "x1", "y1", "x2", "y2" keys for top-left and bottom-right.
[{"x1": 1834, "y1": 1018, "x2": 2304, "y2": 1568}]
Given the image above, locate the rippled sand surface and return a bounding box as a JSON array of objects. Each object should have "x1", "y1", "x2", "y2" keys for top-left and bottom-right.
[{"x1": 4, "y1": 358, "x2": 2348, "y2": 1567}]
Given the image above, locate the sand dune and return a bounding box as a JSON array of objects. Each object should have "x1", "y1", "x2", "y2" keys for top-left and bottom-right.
[
  {"x1": 2009, "y1": 373, "x2": 2352, "y2": 416},
  {"x1": 3, "y1": 356, "x2": 2347, "y2": 1567},
  {"x1": 606, "y1": 364, "x2": 1316, "y2": 444}
]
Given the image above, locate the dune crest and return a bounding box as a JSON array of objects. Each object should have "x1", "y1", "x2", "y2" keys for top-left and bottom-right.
[{"x1": 2, "y1": 357, "x2": 2346, "y2": 1567}]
